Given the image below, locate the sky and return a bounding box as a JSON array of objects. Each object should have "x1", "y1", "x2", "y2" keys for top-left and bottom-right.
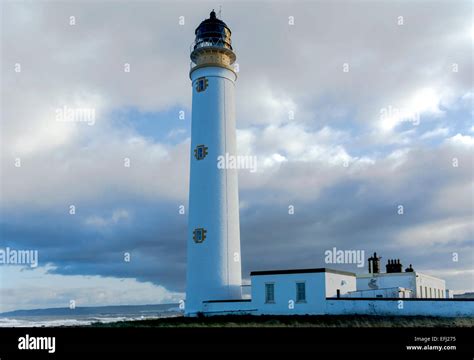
[{"x1": 0, "y1": 0, "x2": 473, "y2": 312}]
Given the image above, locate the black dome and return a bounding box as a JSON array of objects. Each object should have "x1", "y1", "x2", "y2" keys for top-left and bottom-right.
[
  {"x1": 194, "y1": 10, "x2": 232, "y2": 46},
  {"x1": 190, "y1": 10, "x2": 235, "y2": 61},
  {"x1": 195, "y1": 10, "x2": 231, "y2": 36}
]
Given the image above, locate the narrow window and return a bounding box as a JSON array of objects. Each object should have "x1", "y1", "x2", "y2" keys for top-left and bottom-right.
[
  {"x1": 419, "y1": 286, "x2": 423, "y2": 298},
  {"x1": 194, "y1": 144, "x2": 208, "y2": 160},
  {"x1": 265, "y1": 283, "x2": 275, "y2": 303},
  {"x1": 196, "y1": 77, "x2": 208, "y2": 92},
  {"x1": 192, "y1": 228, "x2": 207, "y2": 243},
  {"x1": 296, "y1": 282, "x2": 306, "y2": 302}
]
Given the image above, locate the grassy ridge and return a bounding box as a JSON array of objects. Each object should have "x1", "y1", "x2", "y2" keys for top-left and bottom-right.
[{"x1": 90, "y1": 315, "x2": 474, "y2": 328}]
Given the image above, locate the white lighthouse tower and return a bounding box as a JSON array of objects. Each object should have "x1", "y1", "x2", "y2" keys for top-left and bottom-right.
[{"x1": 186, "y1": 10, "x2": 242, "y2": 315}]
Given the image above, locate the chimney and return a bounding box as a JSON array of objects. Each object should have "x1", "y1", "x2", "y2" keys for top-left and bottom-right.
[{"x1": 386, "y1": 258, "x2": 403, "y2": 273}]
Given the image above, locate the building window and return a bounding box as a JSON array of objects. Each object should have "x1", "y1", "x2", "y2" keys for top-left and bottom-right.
[
  {"x1": 194, "y1": 144, "x2": 208, "y2": 160},
  {"x1": 193, "y1": 228, "x2": 207, "y2": 243},
  {"x1": 419, "y1": 286, "x2": 423, "y2": 298},
  {"x1": 265, "y1": 283, "x2": 275, "y2": 303},
  {"x1": 296, "y1": 282, "x2": 306, "y2": 303},
  {"x1": 196, "y1": 77, "x2": 208, "y2": 92},
  {"x1": 425, "y1": 286, "x2": 428, "y2": 298}
]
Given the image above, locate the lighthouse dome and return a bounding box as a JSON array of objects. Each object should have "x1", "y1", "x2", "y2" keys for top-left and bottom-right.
[{"x1": 193, "y1": 10, "x2": 233, "y2": 52}]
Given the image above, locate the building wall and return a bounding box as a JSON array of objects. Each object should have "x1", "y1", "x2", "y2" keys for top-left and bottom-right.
[
  {"x1": 203, "y1": 298, "x2": 474, "y2": 317},
  {"x1": 345, "y1": 287, "x2": 412, "y2": 298},
  {"x1": 202, "y1": 301, "x2": 257, "y2": 315},
  {"x1": 415, "y1": 273, "x2": 446, "y2": 298},
  {"x1": 357, "y1": 273, "x2": 416, "y2": 293},
  {"x1": 251, "y1": 273, "x2": 326, "y2": 315},
  {"x1": 356, "y1": 272, "x2": 446, "y2": 299},
  {"x1": 250, "y1": 272, "x2": 356, "y2": 315},
  {"x1": 325, "y1": 272, "x2": 356, "y2": 297},
  {"x1": 200, "y1": 271, "x2": 472, "y2": 317},
  {"x1": 326, "y1": 299, "x2": 474, "y2": 317}
]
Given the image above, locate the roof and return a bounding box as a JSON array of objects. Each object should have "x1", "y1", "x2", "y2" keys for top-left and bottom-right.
[
  {"x1": 250, "y1": 268, "x2": 356, "y2": 277},
  {"x1": 195, "y1": 10, "x2": 231, "y2": 35},
  {"x1": 357, "y1": 272, "x2": 416, "y2": 278}
]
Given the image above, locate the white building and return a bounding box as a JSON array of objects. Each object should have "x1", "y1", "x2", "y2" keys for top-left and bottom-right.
[
  {"x1": 184, "y1": 11, "x2": 474, "y2": 318},
  {"x1": 199, "y1": 267, "x2": 473, "y2": 317},
  {"x1": 249, "y1": 268, "x2": 356, "y2": 315},
  {"x1": 356, "y1": 272, "x2": 446, "y2": 299}
]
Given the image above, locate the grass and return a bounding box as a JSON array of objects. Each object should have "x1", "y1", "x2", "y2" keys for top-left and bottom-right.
[{"x1": 89, "y1": 314, "x2": 474, "y2": 328}]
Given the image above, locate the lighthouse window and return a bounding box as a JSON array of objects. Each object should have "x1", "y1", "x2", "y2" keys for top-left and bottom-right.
[
  {"x1": 196, "y1": 77, "x2": 208, "y2": 92},
  {"x1": 265, "y1": 283, "x2": 275, "y2": 303},
  {"x1": 194, "y1": 144, "x2": 208, "y2": 160},
  {"x1": 193, "y1": 228, "x2": 207, "y2": 243},
  {"x1": 296, "y1": 282, "x2": 306, "y2": 302}
]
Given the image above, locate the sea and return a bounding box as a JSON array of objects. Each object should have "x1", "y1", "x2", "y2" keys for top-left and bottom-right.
[{"x1": 0, "y1": 304, "x2": 182, "y2": 327}]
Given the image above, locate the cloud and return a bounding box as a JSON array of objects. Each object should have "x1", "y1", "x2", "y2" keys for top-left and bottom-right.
[
  {"x1": 445, "y1": 133, "x2": 474, "y2": 147},
  {"x1": 0, "y1": 265, "x2": 183, "y2": 313},
  {"x1": 420, "y1": 127, "x2": 450, "y2": 140},
  {"x1": 84, "y1": 209, "x2": 130, "y2": 227},
  {"x1": 395, "y1": 216, "x2": 473, "y2": 248}
]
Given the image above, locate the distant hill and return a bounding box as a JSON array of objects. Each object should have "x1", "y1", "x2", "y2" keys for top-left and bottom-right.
[
  {"x1": 0, "y1": 303, "x2": 180, "y2": 317},
  {"x1": 454, "y1": 292, "x2": 474, "y2": 299}
]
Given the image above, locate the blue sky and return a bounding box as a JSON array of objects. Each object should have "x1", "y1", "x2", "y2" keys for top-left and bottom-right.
[{"x1": 0, "y1": 0, "x2": 473, "y2": 312}]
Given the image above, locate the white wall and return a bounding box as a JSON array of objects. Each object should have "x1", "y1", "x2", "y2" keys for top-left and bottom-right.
[
  {"x1": 357, "y1": 273, "x2": 416, "y2": 293},
  {"x1": 345, "y1": 287, "x2": 412, "y2": 298},
  {"x1": 325, "y1": 272, "x2": 356, "y2": 297},
  {"x1": 326, "y1": 299, "x2": 474, "y2": 317},
  {"x1": 202, "y1": 301, "x2": 257, "y2": 315},
  {"x1": 356, "y1": 272, "x2": 446, "y2": 299},
  {"x1": 415, "y1": 273, "x2": 446, "y2": 298},
  {"x1": 251, "y1": 272, "x2": 326, "y2": 315},
  {"x1": 250, "y1": 271, "x2": 356, "y2": 315}
]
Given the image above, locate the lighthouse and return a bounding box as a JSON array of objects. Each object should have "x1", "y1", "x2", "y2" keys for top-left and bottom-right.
[{"x1": 186, "y1": 10, "x2": 242, "y2": 315}]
